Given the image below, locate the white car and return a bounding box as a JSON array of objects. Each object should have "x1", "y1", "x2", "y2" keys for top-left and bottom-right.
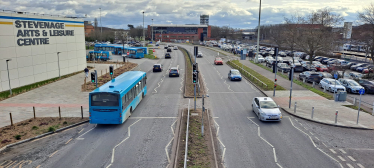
[
  {"x1": 319, "y1": 78, "x2": 346, "y2": 93},
  {"x1": 252, "y1": 97, "x2": 282, "y2": 121},
  {"x1": 257, "y1": 55, "x2": 265, "y2": 63},
  {"x1": 197, "y1": 51, "x2": 203, "y2": 57},
  {"x1": 173, "y1": 46, "x2": 178, "y2": 50}
]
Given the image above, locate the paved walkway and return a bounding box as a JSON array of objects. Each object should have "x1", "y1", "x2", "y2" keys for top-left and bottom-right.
[{"x1": 265, "y1": 90, "x2": 374, "y2": 129}]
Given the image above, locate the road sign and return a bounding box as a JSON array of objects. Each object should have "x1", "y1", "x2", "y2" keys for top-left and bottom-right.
[
  {"x1": 359, "y1": 88, "x2": 365, "y2": 95},
  {"x1": 334, "y1": 73, "x2": 338, "y2": 79},
  {"x1": 153, "y1": 49, "x2": 155, "y2": 52},
  {"x1": 127, "y1": 52, "x2": 129, "y2": 55}
]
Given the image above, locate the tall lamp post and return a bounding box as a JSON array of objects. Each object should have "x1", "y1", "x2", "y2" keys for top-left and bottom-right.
[
  {"x1": 255, "y1": 0, "x2": 262, "y2": 63},
  {"x1": 100, "y1": 8, "x2": 102, "y2": 42},
  {"x1": 6, "y1": 59, "x2": 12, "y2": 96},
  {"x1": 57, "y1": 52, "x2": 61, "y2": 78},
  {"x1": 152, "y1": 19, "x2": 153, "y2": 43},
  {"x1": 142, "y1": 11, "x2": 145, "y2": 47}
]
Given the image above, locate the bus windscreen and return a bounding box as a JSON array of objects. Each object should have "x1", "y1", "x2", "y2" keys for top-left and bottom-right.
[{"x1": 91, "y1": 93, "x2": 119, "y2": 106}]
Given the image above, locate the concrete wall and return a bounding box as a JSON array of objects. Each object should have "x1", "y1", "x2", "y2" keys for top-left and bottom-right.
[{"x1": 0, "y1": 12, "x2": 86, "y2": 92}]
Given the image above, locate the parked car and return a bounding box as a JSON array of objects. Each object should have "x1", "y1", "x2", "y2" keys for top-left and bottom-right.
[
  {"x1": 265, "y1": 56, "x2": 274, "y2": 63},
  {"x1": 302, "y1": 64, "x2": 317, "y2": 71},
  {"x1": 315, "y1": 64, "x2": 328, "y2": 72},
  {"x1": 356, "y1": 64, "x2": 370, "y2": 72},
  {"x1": 338, "y1": 79, "x2": 365, "y2": 94},
  {"x1": 279, "y1": 51, "x2": 287, "y2": 57},
  {"x1": 197, "y1": 51, "x2": 203, "y2": 57},
  {"x1": 357, "y1": 79, "x2": 374, "y2": 93},
  {"x1": 277, "y1": 63, "x2": 291, "y2": 73},
  {"x1": 169, "y1": 67, "x2": 180, "y2": 77},
  {"x1": 326, "y1": 59, "x2": 337, "y2": 65},
  {"x1": 214, "y1": 57, "x2": 223, "y2": 65},
  {"x1": 257, "y1": 55, "x2": 265, "y2": 63},
  {"x1": 165, "y1": 52, "x2": 171, "y2": 59},
  {"x1": 349, "y1": 72, "x2": 363, "y2": 79},
  {"x1": 299, "y1": 71, "x2": 321, "y2": 83},
  {"x1": 280, "y1": 59, "x2": 292, "y2": 66},
  {"x1": 351, "y1": 63, "x2": 367, "y2": 71},
  {"x1": 291, "y1": 60, "x2": 303, "y2": 72},
  {"x1": 252, "y1": 97, "x2": 282, "y2": 121},
  {"x1": 319, "y1": 78, "x2": 346, "y2": 93},
  {"x1": 228, "y1": 69, "x2": 242, "y2": 81},
  {"x1": 322, "y1": 58, "x2": 335, "y2": 64},
  {"x1": 319, "y1": 57, "x2": 330, "y2": 63},
  {"x1": 317, "y1": 72, "x2": 333, "y2": 79},
  {"x1": 345, "y1": 62, "x2": 358, "y2": 69},
  {"x1": 362, "y1": 65, "x2": 374, "y2": 73},
  {"x1": 153, "y1": 64, "x2": 163, "y2": 72}
]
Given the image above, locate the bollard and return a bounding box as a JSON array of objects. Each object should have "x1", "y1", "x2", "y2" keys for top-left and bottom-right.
[
  {"x1": 81, "y1": 106, "x2": 83, "y2": 119},
  {"x1": 294, "y1": 102, "x2": 297, "y2": 113},
  {"x1": 282, "y1": 70, "x2": 284, "y2": 74},
  {"x1": 10, "y1": 113, "x2": 13, "y2": 127},
  {"x1": 373, "y1": 102, "x2": 374, "y2": 116},
  {"x1": 59, "y1": 106, "x2": 61, "y2": 120},
  {"x1": 353, "y1": 97, "x2": 356, "y2": 106},
  {"x1": 312, "y1": 82, "x2": 315, "y2": 88},
  {"x1": 323, "y1": 87, "x2": 326, "y2": 93},
  {"x1": 33, "y1": 106, "x2": 36, "y2": 119},
  {"x1": 311, "y1": 107, "x2": 314, "y2": 119},
  {"x1": 303, "y1": 78, "x2": 305, "y2": 83},
  {"x1": 101, "y1": 70, "x2": 102, "y2": 76},
  {"x1": 335, "y1": 110, "x2": 338, "y2": 124}
]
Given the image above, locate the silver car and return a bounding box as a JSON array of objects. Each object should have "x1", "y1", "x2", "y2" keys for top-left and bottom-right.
[
  {"x1": 252, "y1": 97, "x2": 282, "y2": 121},
  {"x1": 338, "y1": 79, "x2": 365, "y2": 94}
]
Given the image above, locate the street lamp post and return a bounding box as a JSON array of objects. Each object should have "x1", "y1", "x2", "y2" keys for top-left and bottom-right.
[
  {"x1": 255, "y1": 0, "x2": 262, "y2": 63},
  {"x1": 152, "y1": 19, "x2": 153, "y2": 43},
  {"x1": 100, "y1": 8, "x2": 102, "y2": 42},
  {"x1": 57, "y1": 52, "x2": 61, "y2": 78},
  {"x1": 6, "y1": 59, "x2": 12, "y2": 96},
  {"x1": 142, "y1": 11, "x2": 145, "y2": 47}
]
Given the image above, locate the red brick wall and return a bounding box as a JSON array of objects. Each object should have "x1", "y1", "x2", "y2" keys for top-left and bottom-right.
[{"x1": 207, "y1": 26, "x2": 211, "y2": 38}]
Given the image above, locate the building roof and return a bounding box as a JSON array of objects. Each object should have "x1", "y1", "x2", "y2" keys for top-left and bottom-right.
[{"x1": 150, "y1": 24, "x2": 208, "y2": 28}]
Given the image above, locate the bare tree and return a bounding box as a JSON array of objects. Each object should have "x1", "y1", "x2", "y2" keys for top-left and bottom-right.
[{"x1": 357, "y1": 3, "x2": 374, "y2": 66}]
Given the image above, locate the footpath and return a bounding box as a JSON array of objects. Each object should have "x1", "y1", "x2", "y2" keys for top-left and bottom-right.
[
  {"x1": 205, "y1": 46, "x2": 374, "y2": 129},
  {"x1": 0, "y1": 63, "x2": 126, "y2": 128}
]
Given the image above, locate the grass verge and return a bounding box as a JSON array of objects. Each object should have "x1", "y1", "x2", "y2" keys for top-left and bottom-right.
[
  {"x1": 0, "y1": 69, "x2": 88, "y2": 101},
  {"x1": 86, "y1": 46, "x2": 94, "y2": 50},
  {"x1": 180, "y1": 48, "x2": 194, "y2": 96},
  {"x1": 249, "y1": 60, "x2": 334, "y2": 100},
  {"x1": 343, "y1": 105, "x2": 371, "y2": 114},
  {"x1": 0, "y1": 117, "x2": 88, "y2": 148},
  {"x1": 144, "y1": 49, "x2": 158, "y2": 59},
  {"x1": 227, "y1": 60, "x2": 285, "y2": 91}
]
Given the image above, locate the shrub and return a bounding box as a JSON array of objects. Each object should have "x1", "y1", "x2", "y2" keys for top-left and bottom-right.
[
  {"x1": 32, "y1": 126, "x2": 39, "y2": 130},
  {"x1": 14, "y1": 135, "x2": 21, "y2": 140},
  {"x1": 48, "y1": 127, "x2": 56, "y2": 132},
  {"x1": 63, "y1": 121, "x2": 68, "y2": 125}
]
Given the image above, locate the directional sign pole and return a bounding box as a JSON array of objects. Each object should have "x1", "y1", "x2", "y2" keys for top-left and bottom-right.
[
  {"x1": 273, "y1": 47, "x2": 278, "y2": 97},
  {"x1": 357, "y1": 89, "x2": 364, "y2": 124},
  {"x1": 94, "y1": 70, "x2": 98, "y2": 88}
]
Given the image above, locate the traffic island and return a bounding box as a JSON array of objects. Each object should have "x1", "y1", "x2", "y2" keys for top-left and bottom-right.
[
  {"x1": 175, "y1": 108, "x2": 221, "y2": 168},
  {"x1": 0, "y1": 117, "x2": 88, "y2": 149}
]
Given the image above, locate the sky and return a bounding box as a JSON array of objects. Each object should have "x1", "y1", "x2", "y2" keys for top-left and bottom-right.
[{"x1": 0, "y1": 0, "x2": 372, "y2": 29}]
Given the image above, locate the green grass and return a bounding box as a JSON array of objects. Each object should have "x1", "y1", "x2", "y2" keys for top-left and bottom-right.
[
  {"x1": 143, "y1": 49, "x2": 157, "y2": 59},
  {"x1": 227, "y1": 60, "x2": 285, "y2": 91},
  {"x1": 343, "y1": 105, "x2": 370, "y2": 114},
  {"x1": 86, "y1": 46, "x2": 94, "y2": 50},
  {"x1": 146, "y1": 45, "x2": 153, "y2": 47},
  {"x1": 248, "y1": 60, "x2": 334, "y2": 100},
  {"x1": 0, "y1": 70, "x2": 83, "y2": 101}
]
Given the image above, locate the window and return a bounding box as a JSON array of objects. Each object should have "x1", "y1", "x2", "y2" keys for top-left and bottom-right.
[{"x1": 91, "y1": 93, "x2": 119, "y2": 106}]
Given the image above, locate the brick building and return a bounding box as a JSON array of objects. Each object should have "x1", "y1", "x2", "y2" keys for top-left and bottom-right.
[
  {"x1": 84, "y1": 21, "x2": 94, "y2": 37},
  {"x1": 147, "y1": 24, "x2": 211, "y2": 42}
]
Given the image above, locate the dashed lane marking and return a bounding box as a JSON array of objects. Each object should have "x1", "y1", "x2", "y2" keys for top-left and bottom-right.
[
  {"x1": 78, "y1": 128, "x2": 85, "y2": 134},
  {"x1": 347, "y1": 156, "x2": 356, "y2": 162},
  {"x1": 357, "y1": 163, "x2": 365, "y2": 168},
  {"x1": 339, "y1": 149, "x2": 346, "y2": 154},
  {"x1": 36, "y1": 165, "x2": 41, "y2": 168},
  {"x1": 330, "y1": 149, "x2": 337, "y2": 154},
  {"x1": 337, "y1": 156, "x2": 346, "y2": 161},
  {"x1": 49, "y1": 150, "x2": 59, "y2": 158},
  {"x1": 346, "y1": 163, "x2": 354, "y2": 168},
  {"x1": 65, "y1": 138, "x2": 72, "y2": 144},
  {"x1": 309, "y1": 131, "x2": 314, "y2": 135}
]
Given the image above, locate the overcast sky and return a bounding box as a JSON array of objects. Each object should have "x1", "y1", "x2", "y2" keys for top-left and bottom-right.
[{"x1": 0, "y1": 0, "x2": 372, "y2": 29}]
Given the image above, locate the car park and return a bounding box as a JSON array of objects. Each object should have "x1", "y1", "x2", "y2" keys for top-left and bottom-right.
[
  {"x1": 252, "y1": 97, "x2": 282, "y2": 121},
  {"x1": 197, "y1": 51, "x2": 203, "y2": 57},
  {"x1": 165, "y1": 52, "x2": 171, "y2": 59},
  {"x1": 319, "y1": 78, "x2": 346, "y2": 93},
  {"x1": 317, "y1": 72, "x2": 333, "y2": 79},
  {"x1": 214, "y1": 57, "x2": 223, "y2": 65},
  {"x1": 228, "y1": 69, "x2": 242, "y2": 81},
  {"x1": 153, "y1": 64, "x2": 163, "y2": 72},
  {"x1": 299, "y1": 71, "x2": 321, "y2": 83},
  {"x1": 314, "y1": 64, "x2": 328, "y2": 72},
  {"x1": 277, "y1": 63, "x2": 291, "y2": 73},
  {"x1": 338, "y1": 79, "x2": 365, "y2": 94},
  {"x1": 169, "y1": 67, "x2": 180, "y2": 77},
  {"x1": 357, "y1": 79, "x2": 374, "y2": 93}
]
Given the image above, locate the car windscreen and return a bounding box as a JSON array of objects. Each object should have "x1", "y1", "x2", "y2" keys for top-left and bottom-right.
[
  {"x1": 281, "y1": 64, "x2": 289, "y2": 68},
  {"x1": 91, "y1": 93, "x2": 119, "y2": 106},
  {"x1": 260, "y1": 101, "x2": 278, "y2": 109},
  {"x1": 310, "y1": 74, "x2": 320, "y2": 76},
  {"x1": 329, "y1": 80, "x2": 341, "y2": 85},
  {"x1": 170, "y1": 69, "x2": 178, "y2": 73},
  {"x1": 348, "y1": 81, "x2": 359, "y2": 86},
  {"x1": 154, "y1": 65, "x2": 161, "y2": 68},
  {"x1": 231, "y1": 71, "x2": 240, "y2": 75}
]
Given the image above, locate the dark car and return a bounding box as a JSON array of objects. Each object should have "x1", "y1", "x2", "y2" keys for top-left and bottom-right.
[
  {"x1": 319, "y1": 57, "x2": 330, "y2": 63},
  {"x1": 164, "y1": 46, "x2": 168, "y2": 49},
  {"x1": 277, "y1": 63, "x2": 290, "y2": 73},
  {"x1": 322, "y1": 58, "x2": 335, "y2": 64},
  {"x1": 165, "y1": 52, "x2": 171, "y2": 59},
  {"x1": 357, "y1": 79, "x2": 374, "y2": 94},
  {"x1": 153, "y1": 64, "x2": 163, "y2": 72},
  {"x1": 169, "y1": 67, "x2": 180, "y2": 77},
  {"x1": 345, "y1": 62, "x2": 358, "y2": 69},
  {"x1": 299, "y1": 71, "x2": 322, "y2": 83},
  {"x1": 167, "y1": 48, "x2": 172, "y2": 52},
  {"x1": 351, "y1": 63, "x2": 367, "y2": 71},
  {"x1": 318, "y1": 72, "x2": 333, "y2": 79}
]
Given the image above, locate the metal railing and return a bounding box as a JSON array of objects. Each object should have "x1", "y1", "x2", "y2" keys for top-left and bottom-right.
[
  {"x1": 228, "y1": 61, "x2": 268, "y2": 88},
  {"x1": 183, "y1": 99, "x2": 191, "y2": 168}
]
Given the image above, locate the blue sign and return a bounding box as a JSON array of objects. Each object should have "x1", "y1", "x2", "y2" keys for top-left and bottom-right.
[
  {"x1": 334, "y1": 74, "x2": 338, "y2": 79},
  {"x1": 359, "y1": 89, "x2": 365, "y2": 95}
]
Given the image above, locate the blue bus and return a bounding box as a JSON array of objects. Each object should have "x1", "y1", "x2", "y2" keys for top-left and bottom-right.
[
  {"x1": 86, "y1": 51, "x2": 112, "y2": 61},
  {"x1": 95, "y1": 44, "x2": 146, "y2": 58},
  {"x1": 89, "y1": 71, "x2": 147, "y2": 124},
  {"x1": 127, "y1": 48, "x2": 144, "y2": 58}
]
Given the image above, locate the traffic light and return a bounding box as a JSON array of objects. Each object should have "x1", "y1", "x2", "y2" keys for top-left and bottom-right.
[
  {"x1": 193, "y1": 63, "x2": 198, "y2": 72},
  {"x1": 193, "y1": 71, "x2": 198, "y2": 84},
  {"x1": 273, "y1": 63, "x2": 276, "y2": 73},
  {"x1": 194, "y1": 46, "x2": 198, "y2": 56},
  {"x1": 91, "y1": 72, "x2": 96, "y2": 83},
  {"x1": 109, "y1": 65, "x2": 114, "y2": 75},
  {"x1": 288, "y1": 69, "x2": 292, "y2": 81}
]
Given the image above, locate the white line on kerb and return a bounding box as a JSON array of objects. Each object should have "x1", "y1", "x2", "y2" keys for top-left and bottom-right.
[{"x1": 106, "y1": 119, "x2": 141, "y2": 168}]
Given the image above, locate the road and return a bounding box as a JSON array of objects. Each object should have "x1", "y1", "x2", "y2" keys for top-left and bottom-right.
[
  {"x1": 0, "y1": 46, "x2": 186, "y2": 168},
  {"x1": 178, "y1": 44, "x2": 357, "y2": 168}
]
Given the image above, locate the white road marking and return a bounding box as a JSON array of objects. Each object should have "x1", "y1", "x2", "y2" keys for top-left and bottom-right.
[
  {"x1": 289, "y1": 118, "x2": 343, "y2": 168},
  {"x1": 357, "y1": 163, "x2": 365, "y2": 168},
  {"x1": 339, "y1": 149, "x2": 346, "y2": 154},
  {"x1": 171, "y1": 120, "x2": 177, "y2": 135},
  {"x1": 330, "y1": 149, "x2": 337, "y2": 154},
  {"x1": 78, "y1": 128, "x2": 84, "y2": 134},
  {"x1": 315, "y1": 137, "x2": 320, "y2": 141},
  {"x1": 347, "y1": 156, "x2": 356, "y2": 162},
  {"x1": 106, "y1": 119, "x2": 141, "y2": 168},
  {"x1": 338, "y1": 156, "x2": 346, "y2": 161},
  {"x1": 322, "y1": 142, "x2": 328, "y2": 147},
  {"x1": 309, "y1": 131, "x2": 314, "y2": 135},
  {"x1": 165, "y1": 137, "x2": 174, "y2": 163},
  {"x1": 346, "y1": 163, "x2": 354, "y2": 168},
  {"x1": 128, "y1": 117, "x2": 177, "y2": 119},
  {"x1": 76, "y1": 124, "x2": 97, "y2": 139}
]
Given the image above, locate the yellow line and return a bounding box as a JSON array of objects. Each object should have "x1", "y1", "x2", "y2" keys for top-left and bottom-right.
[
  {"x1": 78, "y1": 128, "x2": 85, "y2": 133},
  {"x1": 49, "y1": 150, "x2": 59, "y2": 158},
  {"x1": 36, "y1": 165, "x2": 41, "y2": 168},
  {"x1": 0, "y1": 21, "x2": 13, "y2": 25},
  {"x1": 10, "y1": 160, "x2": 24, "y2": 168},
  {"x1": 65, "y1": 24, "x2": 84, "y2": 27},
  {"x1": 65, "y1": 138, "x2": 72, "y2": 144}
]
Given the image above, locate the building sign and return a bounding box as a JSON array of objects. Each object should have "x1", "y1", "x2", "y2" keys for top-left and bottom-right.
[
  {"x1": 15, "y1": 20, "x2": 75, "y2": 46},
  {"x1": 343, "y1": 22, "x2": 352, "y2": 39}
]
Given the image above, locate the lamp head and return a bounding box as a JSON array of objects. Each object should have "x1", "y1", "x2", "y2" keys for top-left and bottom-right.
[{"x1": 6, "y1": 59, "x2": 12, "y2": 62}]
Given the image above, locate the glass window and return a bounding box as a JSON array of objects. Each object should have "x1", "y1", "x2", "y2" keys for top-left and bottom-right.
[
  {"x1": 260, "y1": 101, "x2": 278, "y2": 109},
  {"x1": 91, "y1": 93, "x2": 119, "y2": 106}
]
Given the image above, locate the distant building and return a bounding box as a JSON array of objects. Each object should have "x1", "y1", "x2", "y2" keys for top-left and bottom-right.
[
  {"x1": 200, "y1": 15, "x2": 209, "y2": 25},
  {"x1": 147, "y1": 24, "x2": 211, "y2": 42},
  {"x1": 84, "y1": 21, "x2": 94, "y2": 37}
]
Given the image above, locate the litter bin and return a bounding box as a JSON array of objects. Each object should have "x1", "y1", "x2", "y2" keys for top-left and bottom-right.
[
  {"x1": 122, "y1": 55, "x2": 126, "y2": 62},
  {"x1": 335, "y1": 91, "x2": 347, "y2": 101}
]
